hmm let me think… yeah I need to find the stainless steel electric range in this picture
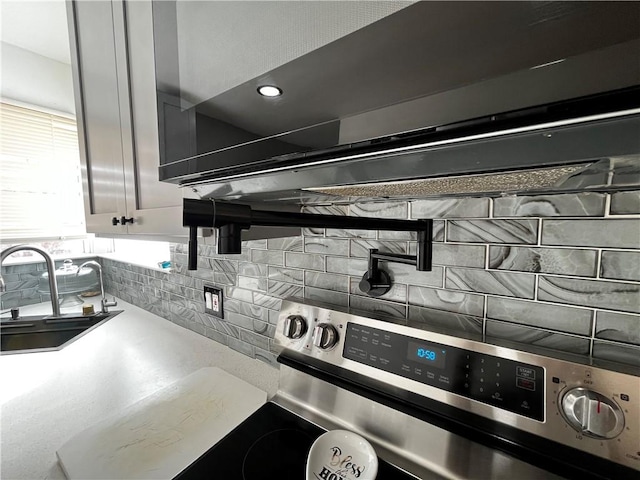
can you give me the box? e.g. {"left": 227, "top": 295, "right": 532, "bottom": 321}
{"left": 177, "top": 299, "right": 639, "bottom": 479}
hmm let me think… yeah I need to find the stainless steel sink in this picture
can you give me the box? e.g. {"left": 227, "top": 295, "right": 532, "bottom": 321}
{"left": 0, "top": 311, "right": 121, "bottom": 353}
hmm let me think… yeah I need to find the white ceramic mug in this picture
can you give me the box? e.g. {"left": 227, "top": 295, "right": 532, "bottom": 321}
{"left": 306, "top": 429, "right": 378, "bottom": 480}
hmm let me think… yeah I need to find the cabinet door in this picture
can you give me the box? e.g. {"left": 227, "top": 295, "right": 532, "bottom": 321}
{"left": 119, "top": 0, "right": 185, "bottom": 236}
{"left": 68, "top": 0, "right": 128, "bottom": 235}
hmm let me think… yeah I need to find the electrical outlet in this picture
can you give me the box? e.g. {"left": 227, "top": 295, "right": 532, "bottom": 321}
{"left": 204, "top": 285, "right": 224, "bottom": 318}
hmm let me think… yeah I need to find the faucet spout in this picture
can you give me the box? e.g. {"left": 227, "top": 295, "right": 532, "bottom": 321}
{"left": 183, "top": 198, "right": 434, "bottom": 272}
{"left": 0, "top": 245, "right": 61, "bottom": 317}
{"left": 76, "top": 260, "right": 116, "bottom": 313}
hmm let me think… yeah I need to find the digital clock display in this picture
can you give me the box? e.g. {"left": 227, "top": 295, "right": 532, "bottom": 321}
{"left": 407, "top": 341, "right": 446, "bottom": 369}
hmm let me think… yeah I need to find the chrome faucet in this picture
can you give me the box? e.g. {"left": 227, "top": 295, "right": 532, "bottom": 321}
{"left": 0, "top": 245, "right": 61, "bottom": 317}
{"left": 76, "top": 260, "right": 117, "bottom": 313}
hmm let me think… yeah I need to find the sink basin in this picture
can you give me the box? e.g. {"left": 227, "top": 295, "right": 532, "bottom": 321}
{"left": 0, "top": 311, "right": 121, "bottom": 353}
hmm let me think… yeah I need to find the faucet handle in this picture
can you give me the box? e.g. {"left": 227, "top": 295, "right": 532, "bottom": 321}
{"left": 103, "top": 297, "right": 117, "bottom": 307}
{"left": 101, "top": 297, "right": 117, "bottom": 313}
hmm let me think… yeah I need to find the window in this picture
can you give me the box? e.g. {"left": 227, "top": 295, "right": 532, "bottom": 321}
{"left": 0, "top": 102, "right": 169, "bottom": 270}
{"left": 0, "top": 102, "right": 86, "bottom": 241}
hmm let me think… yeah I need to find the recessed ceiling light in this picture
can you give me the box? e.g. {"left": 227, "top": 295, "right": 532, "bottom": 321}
{"left": 257, "top": 85, "right": 282, "bottom": 97}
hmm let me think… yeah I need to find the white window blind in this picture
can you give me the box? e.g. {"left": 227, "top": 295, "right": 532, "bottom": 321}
{"left": 0, "top": 102, "right": 86, "bottom": 241}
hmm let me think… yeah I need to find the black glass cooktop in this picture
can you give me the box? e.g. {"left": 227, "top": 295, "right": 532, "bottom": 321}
{"left": 175, "top": 402, "right": 417, "bottom": 480}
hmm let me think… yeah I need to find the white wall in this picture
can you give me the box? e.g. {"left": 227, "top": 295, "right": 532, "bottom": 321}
{"left": 1, "top": 42, "right": 75, "bottom": 115}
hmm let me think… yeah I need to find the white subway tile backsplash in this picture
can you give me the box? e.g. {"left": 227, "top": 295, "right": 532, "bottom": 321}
{"left": 238, "top": 262, "right": 268, "bottom": 277}
{"left": 266, "top": 280, "right": 303, "bottom": 299}
{"left": 239, "top": 329, "right": 271, "bottom": 351}
{"left": 203, "top": 326, "right": 229, "bottom": 346}
{"left": 610, "top": 191, "right": 640, "bottom": 215}
{"left": 446, "top": 267, "right": 535, "bottom": 299}
{"left": 227, "top": 336, "right": 255, "bottom": 358}
{"left": 225, "top": 286, "right": 254, "bottom": 303}
{"left": 304, "top": 237, "right": 350, "bottom": 256}
{"left": 489, "top": 246, "right": 598, "bottom": 277}
{"left": 255, "top": 347, "right": 279, "bottom": 368}
{"left": 600, "top": 251, "right": 640, "bottom": 282}
{"left": 486, "top": 297, "right": 593, "bottom": 335}
{"left": 447, "top": 219, "right": 538, "bottom": 244}
{"left": 266, "top": 237, "right": 303, "bottom": 251}
{"left": 213, "top": 272, "right": 236, "bottom": 286}
{"left": 237, "top": 275, "right": 267, "bottom": 292}
{"left": 350, "top": 201, "right": 408, "bottom": 219}
{"left": 408, "top": 305, "right": 483, "bottom": 335}
{"left": 595, "top": 311, "right": 640, "bottom": 345}
{"left": 252, "top": 292, "right": 282, "bottom": 310}
{"left": 224, "top": 299, "right": 270, "bottom": 322}
{"left": 285, "top": 252, "right": 324, "bottom": 271}
{"left": 432, "top": 243, "right": 486, "bottom": 268}
{"left": 96, "top": 191, "right": 640, "bottom": 370}
{"left": 304, "top": 287, "right": 349, "bottom": 307}
{"left": 306, "top": 271, "right": 349, "bottom": 293}
{"left": 268, "top": 267, "right": 304, "bottom": 285}
{"left": 493, "top": 193, "right": 605, "bottom": 217}
{"left": 592, "top": 341, "right": 640, "bottom": 367}
{"left": 538, "top": 276, "right": 640, "bottom": 314}
{"left": 485, "top": 320, "right": 591, "bottom": 355}
{"left": 408, "top": 286, "right": 484, "bottom": 316}
{"left": 388, "top": 264, "right": 444, "bottom": 288}
{"left": 251, "top": 249, "right": 284, "bottom": 266}
{"left": 244, "top": 239, "right": 267, "bottom": 249}
{"left": 411, "top": 198, "right": 490, "bottom": 218}
{"left": 349, "top": 295, "right": 406, "bottom": 319}
{"left": 542, "top": 219, "right": 640, "bottom": 248}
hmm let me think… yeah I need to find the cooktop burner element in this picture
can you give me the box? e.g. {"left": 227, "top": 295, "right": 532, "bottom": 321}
{"left": 242, "top": 429, "right": 313, "bottom": 479}
{"left": 176, "top": 403, "right": 417, "bottom": 480}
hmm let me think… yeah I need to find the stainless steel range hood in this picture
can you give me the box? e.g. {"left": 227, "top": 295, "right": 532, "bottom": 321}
{"left": 155, "top": 2, "right": 640, "bottom": 204}
{"left": 186, "top": 106, "right": 640, "bottom": 204}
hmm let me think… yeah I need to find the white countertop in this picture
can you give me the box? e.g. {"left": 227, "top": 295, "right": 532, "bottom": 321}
{"left": 0, "top": 299, "right": 279, "bottom": 480}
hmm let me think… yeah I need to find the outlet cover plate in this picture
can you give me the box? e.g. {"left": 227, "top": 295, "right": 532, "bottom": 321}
{"left": 204, "top": 285, "right": 224, "bottom": 318}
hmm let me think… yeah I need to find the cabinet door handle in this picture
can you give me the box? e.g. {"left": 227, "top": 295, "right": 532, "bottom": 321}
{"left": 112, "top": 216, "right": 134, "bottom": 226}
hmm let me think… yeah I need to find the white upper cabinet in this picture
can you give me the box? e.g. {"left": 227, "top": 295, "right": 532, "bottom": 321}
{"left": 67, "top": 0, "right": 185, "bottom": 238}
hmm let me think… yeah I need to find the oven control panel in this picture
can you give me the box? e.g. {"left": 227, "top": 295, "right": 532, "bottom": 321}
{"left": 343, "top": 323, "right": 544, "bottom": 420}
{"left": 274, "top": 299, "right": 640, "bottom": 471}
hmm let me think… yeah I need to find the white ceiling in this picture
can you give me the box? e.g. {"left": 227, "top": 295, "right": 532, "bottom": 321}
{"left": 1, "top": 0, "right": 71, "bottom": 64}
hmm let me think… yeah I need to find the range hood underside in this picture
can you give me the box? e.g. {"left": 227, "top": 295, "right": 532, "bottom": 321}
{"left": 186, "top": 113, "right": 640, "bottom": 205}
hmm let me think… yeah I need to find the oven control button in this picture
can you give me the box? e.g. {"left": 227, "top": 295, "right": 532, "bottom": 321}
{"left": 283, "top": 315, "right": 307, "bottom": 339}
{"left": 561, "top": 387, "right": 625, "bottom": 439}
{"left": 313, "top": 323, "right": 339, "bottom": 350}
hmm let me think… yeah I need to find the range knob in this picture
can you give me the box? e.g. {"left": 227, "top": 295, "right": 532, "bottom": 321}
{"left": 312, "top": 323, "right": 339, "bottom": 350}
{"left": 561, "top": 387, "right": 625, "bottom": 439}
{"left": 282, "top": 315, "right": 307, "bottom": 339}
